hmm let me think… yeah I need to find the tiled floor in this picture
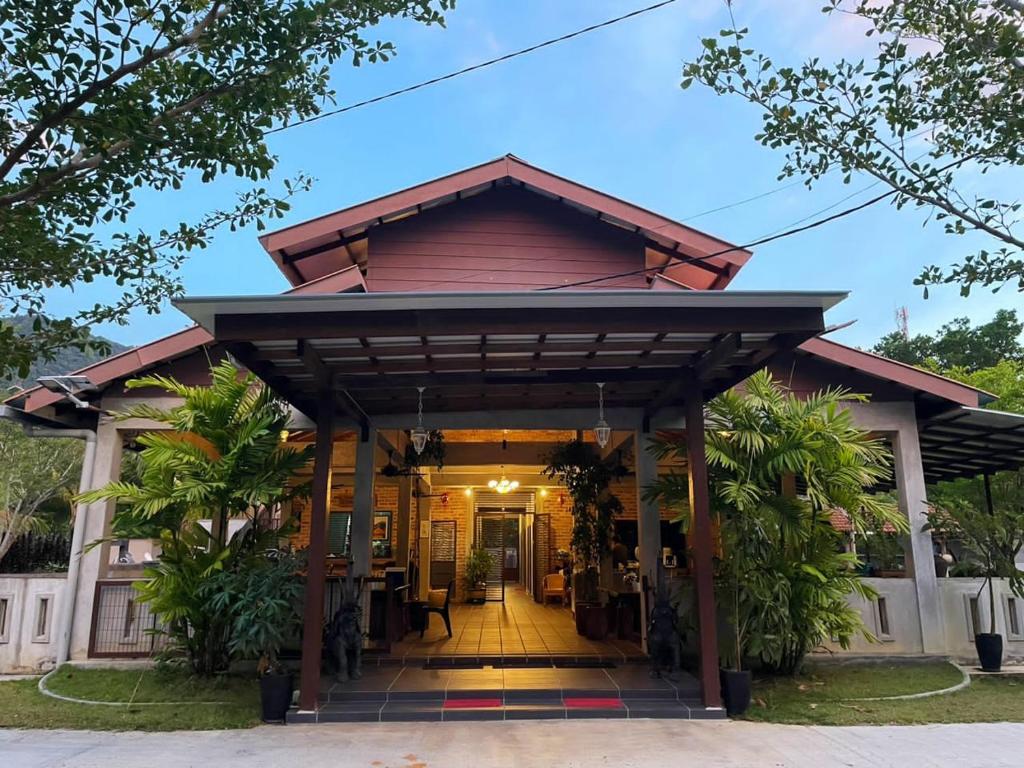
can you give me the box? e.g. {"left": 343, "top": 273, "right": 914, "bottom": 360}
{"left": 387, "top": 585, "right": 642, "bottom": 661}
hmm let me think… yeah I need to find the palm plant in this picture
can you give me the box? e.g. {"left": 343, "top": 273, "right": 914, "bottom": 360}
{"left": 80, "top": 360, "right": 314, "bottom": 674}
{"left": 649, "top": 370, "right": 905, "bottom": 674}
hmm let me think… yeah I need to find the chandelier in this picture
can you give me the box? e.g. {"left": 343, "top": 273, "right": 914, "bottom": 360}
{"left": 488, "top": 466, "right": 519, "bottom": 494}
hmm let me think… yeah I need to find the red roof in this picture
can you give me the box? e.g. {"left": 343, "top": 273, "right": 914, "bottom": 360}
{"left": 5, "top": 265, "right": 367, "bottom": 415}
{"left": 259, "top": 154, "right": 753, "bottom": 291}
{"left": 798, "top": 336, "right": 992, "bottom": 407}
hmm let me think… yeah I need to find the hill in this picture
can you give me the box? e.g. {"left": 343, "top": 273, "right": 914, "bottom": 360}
{"left": 2, "top": 317, "right": 130, "bottom": 391}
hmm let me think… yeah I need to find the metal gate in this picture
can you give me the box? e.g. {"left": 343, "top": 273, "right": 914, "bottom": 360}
{"left": 429, "top": 520, "right": 457, "bottom": 589}
{"left": 475, "top": 514, "right": 507, "bottom": 601}
{"left": 532, "top": 514, "right": 553, "bottom": 603}
{"left": 88, "top": 580, "right": 167, "bottom": 658}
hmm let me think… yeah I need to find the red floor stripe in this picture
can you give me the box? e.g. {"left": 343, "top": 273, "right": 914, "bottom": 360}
{"left": 443, "top": 698, "right": 503, "bottom": 709}
{"left": 563, "top": 697, "right": 624, "bottom": 709}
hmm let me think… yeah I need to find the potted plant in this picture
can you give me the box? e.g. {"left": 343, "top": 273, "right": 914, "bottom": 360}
{"left": 465, "top": 547, "right": 494, "bottom": 604}
{"left": 927, "top": 477, "right": 1024, "bottom": 673}
{"left": 208, "top": 550, "right": 305, "bottom": 723}
{"left": 544, "top": 439, "right": 624, "bottom": 639}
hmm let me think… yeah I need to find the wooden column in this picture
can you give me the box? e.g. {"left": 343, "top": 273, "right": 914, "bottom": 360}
{"left": 298, "top": 392, "right": 334, "bottom": 712}
{"left": 351, "top": 428, "right": 377, "bottom": 577}
{"left": 684, "top": 383, "right": 722, "bottom": 709}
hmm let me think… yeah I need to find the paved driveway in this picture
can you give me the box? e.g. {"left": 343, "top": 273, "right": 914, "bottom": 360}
{"left": 2, "top": 720, "right": 1021, "bottom": 768}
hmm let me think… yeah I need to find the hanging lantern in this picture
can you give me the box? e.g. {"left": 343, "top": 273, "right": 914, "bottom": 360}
{"left": 411, "top": 386, "right": 428, "bottom": 454}
{"left": 594, "top": 382, "right": 611, "bottom": 449}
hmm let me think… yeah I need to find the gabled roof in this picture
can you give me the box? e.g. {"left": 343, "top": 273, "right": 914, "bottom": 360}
{"left": 259, "top": 154, "right": 753, "bottom": 291}
{"left": 797, "top": 336, "right": 993, "bottom": 408}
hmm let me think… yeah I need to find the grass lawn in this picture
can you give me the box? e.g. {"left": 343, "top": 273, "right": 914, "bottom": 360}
{"left": 0, "top": 665, "right": 261, "bottom": 731}
{"left": 744, "top": 661, "right": 1024, "bottom": 725}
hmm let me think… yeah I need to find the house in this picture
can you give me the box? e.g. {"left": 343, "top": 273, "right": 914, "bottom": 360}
{"left": 3, "top": 156, "right": 1023, "bottom": 714}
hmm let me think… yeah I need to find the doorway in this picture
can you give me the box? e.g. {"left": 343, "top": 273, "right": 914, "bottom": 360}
{"left": 473, "top": 492, "right": 533, "bottom": 602}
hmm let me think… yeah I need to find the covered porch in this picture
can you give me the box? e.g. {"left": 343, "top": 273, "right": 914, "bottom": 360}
{"left": 174, "top": 289, "right": 843, "bottom": 712}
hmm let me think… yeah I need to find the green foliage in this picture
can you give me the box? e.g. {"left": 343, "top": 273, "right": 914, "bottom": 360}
{"left": 464, "top": 546, "right": 494, "bottom": 588}
{"left": 0, "top": 418, "right": 80, "bottom": 566}
{"left": 544, "top": 439, "right": 624, "bottom": 576}
{"left": 872, "top": 309, "right": 1024, "bottom": 372}
{"left": 205, "top": 551, "right": 305, "bottom": 674}
{"left": 80, "top": 360, "right": 314, "bottom": 541}
{"left": 81, "top": 360, "right": 314, "bottom": 674}
{"left": 682, "top": 1, "right": 1024, "bottom": 296}
{"left": 649, "top": 370, "right": 904, "bottom": 674}
{"left": 946, "top": 360, "right": 1024, "bottom": 415}
{"left": 927, "top": 471, "right": 1024, "bottom": 633}
{"left": 0, "top": 316, "right": 128, "bottom": 390}
{"left": 0, "top": 0, "right": 453, "bottom": 380}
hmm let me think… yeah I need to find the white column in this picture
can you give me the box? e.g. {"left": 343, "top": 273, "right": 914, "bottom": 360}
{"left": 634, "top": 430, "right": 661, "bottom": 646}
{"left": 396, "top": 476, "right": 412, "bottom": 568}
{"left": 847, "top": 401, "right": 944, "bottom": 654}
{"left": 68, "top": 416, "right": 123, "bottom": 659}
{"left": 350, "top": 428, "right": 376, "bottom": 578}
{"left": 417, "top": 477, "right": 432, "bottom": 600}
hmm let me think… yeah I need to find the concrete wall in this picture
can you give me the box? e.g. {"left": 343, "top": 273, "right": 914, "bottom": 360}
{"left": 0, "top": 574, "right": 67, "bottom": 673}
{"left": 816, "top": 576, "right": 1024, "bottom": 663}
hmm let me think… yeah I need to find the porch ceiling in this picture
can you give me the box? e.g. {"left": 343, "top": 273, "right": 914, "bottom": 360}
{"left": 918, "top": 406, "right": 1024, "bottom": 484}
{"left": 173, "top": 290, "right": 844, "bottom": 424}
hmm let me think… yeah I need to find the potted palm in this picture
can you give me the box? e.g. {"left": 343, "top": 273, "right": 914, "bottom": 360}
{"left": 465, "top": 547, "right": 494, "bottom": 604}
{"left": 208, "top": 550, "right": 305, "bottom": 722}
{"left": 927, "top": 478, "right": 1024, "bottom": 672}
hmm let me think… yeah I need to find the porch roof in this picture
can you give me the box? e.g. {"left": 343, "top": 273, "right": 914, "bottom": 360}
{"left": 174, "top": 289, "right": 844, "bottom": 424}
{"left": 918, "top": 406, "right": 1024, "bottom": 484}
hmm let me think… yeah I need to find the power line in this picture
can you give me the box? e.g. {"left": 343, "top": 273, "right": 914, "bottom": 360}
{"left": 263, "top": 0, "right": 680, "bottom": 136}
{"left": 539, "top": 189, "right": 897, "bottom": 290}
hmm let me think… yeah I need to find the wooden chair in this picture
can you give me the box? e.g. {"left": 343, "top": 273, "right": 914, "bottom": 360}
{"left": 422, "top": 580, "right": 455, "bottom": 638}
{"left": 542, "top": 572, "right": 566, "bottom": 605}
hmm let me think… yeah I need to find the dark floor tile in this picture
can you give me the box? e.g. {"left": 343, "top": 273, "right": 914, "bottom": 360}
{"left": 316, "top": 705, "right": 382, "bottom": 723}
{"left": 380, "top": 703, "right": 444, "bottom": 722}
{"left": 442, "top": 707, "right": 505, "bottom": 721}
{"left": 503, "top": 704, "right": 566, "bottom": 720}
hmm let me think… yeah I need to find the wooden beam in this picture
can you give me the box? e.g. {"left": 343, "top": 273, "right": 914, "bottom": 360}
{"left": 281, "top": 230, "right": 369, "bottom": 265}
{"left": 254, "top": 338, "right": 712, "bottom": 362}
{"left": 327, "top": 352, "right": 696, "bottom": 377}
{"left": 299, "top": 339, "right": 371, "bottom": 439}
{"left": 684, "top": 382, "right": 722, "bottom": 709}
{"left": 227, "top": 342, "right": 317, "bottom": 420}
{"left": 298, "top": 389, "right": 334, "bottom": 712}
{"left": 325, "top": 367, "right": 692, "bottom": 391}
{"left": 215, "top": 306, "right": 826, "bottom": 342}
{"left": 645, "top": 238, "right": 728, "bottom": 277}
{"left": 642, "top": 333, "right": 741, "bottom": 425}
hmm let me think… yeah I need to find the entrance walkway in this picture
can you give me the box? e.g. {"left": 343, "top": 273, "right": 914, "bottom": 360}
{"left": 387, "top": 585, "right": 642, "bottom": 662}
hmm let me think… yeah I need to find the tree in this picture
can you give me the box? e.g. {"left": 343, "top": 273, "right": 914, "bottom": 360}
{"left": 872, "top": 309, "right": 1024, "bottom": 371}
{"left": 649, "top": 371, "right": 905, "bottom": 674}
{"left": 544, "top": 439, "right": 624, "bottom": 603}
{"left": 927, "top": 472, "right": 1024, "bottom": 633}
{"left": 947, "top": 360, "right": 1024, "bottom": 414}
{"left": 0, "top": 0, "right": 453, "bottom": 381}
{"left": 682, "top": 1, "right": 1024, "bottom": 296}
{"left": 79, "top": 360, "right": 314, "bottom": 674}
{"left": 0, "top": 419, "right": 81, "bottom": 566}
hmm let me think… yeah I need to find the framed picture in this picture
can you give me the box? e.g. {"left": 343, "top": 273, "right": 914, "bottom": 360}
{"left": 372, "top": 511, "right": 391, "bottom": 542}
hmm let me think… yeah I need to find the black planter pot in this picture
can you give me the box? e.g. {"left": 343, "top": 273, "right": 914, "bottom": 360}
{"left": 260, "top": 672, "right": 294, "bottom": 723}
{"left": 719, "top": 668, "right": 752, "bottom": 717}
{"left": 975, "top": 632, "right": 1003, "bottom": 672}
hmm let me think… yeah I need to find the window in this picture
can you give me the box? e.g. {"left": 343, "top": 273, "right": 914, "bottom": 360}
{"left": 327, "top": 512, "right": 352, "bottom": 557}
{"left": 876, "top": 597, "right": 892, "bottom": 640}
{"left": 33, "top": 595, "right": 52, "bottom": 643}
{"left": 121, "top": 598, "right": 137, "bottom": 643}
{"left": 1006, "top": 596, "right": 1023, "bottom": 640}
{"left": 966, "top": 594, "right": 982, "bottom": 641}
{"left": 0, "top": 595, "right": 11, "bottom": 643}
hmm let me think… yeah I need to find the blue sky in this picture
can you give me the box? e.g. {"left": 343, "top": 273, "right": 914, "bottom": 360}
{"left": 50, "top": 0, "right": 1022, "bottom": 350}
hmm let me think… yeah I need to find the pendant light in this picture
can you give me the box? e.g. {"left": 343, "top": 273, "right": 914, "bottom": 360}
{"left": 411, "top": 386, "right": 428, "bottom": 455}
{"left": 488, "top": 465, "right": 519, "bottom": 494}
{"left": 594, "top": 382, "right": 611, "bottom": 449}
